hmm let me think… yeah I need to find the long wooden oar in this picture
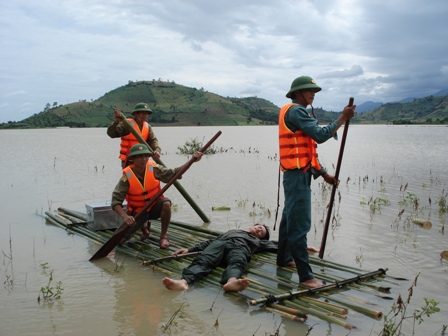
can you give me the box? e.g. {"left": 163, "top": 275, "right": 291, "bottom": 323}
{"left": 89, "top": 131, "right": 222, "bottom": 261}
{"left": 319, "top": 97, "right": 354, "bottom": 259}
{"left": 249, "top": 267, "right": 386, "bottom": 306}
{"left": 118, "top": 112, "right": 211, "bottom": 223}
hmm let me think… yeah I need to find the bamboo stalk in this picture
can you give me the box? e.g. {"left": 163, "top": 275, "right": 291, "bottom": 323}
{"left": 57, "top": 212, "right": 87, "bottom": 224}
{"left": 54, "top": 213, "right": 74, "bottom": 225}
{"left": 299, "top": 296, "right": 348, "bottom": 315}
{"left": 323, "top": 294, "right": 383, "bottom": 320}
{"left": 283, "top": 299, "right": 354, "bottom": 329}
{"left": 264, "top": 307, "right": 306, "bottom": 322}
{"left": 58, "top": 207, "right": 88, "bottom": 221}
{"left": 266, "top": 257, "right": 393, "bottom": 302}
{"left": 47, "top": 207, "right": 399, "bottom": 328}
{"left": 268, "top": 303, "right": 307, "bottom": 319}
{"left": 45, "top": 211, "right": 70, "bottom": 225}
{"left": 244, "top": 274, "right": 350, "bottom": 319}
{"left": 249, "top": 268, "right": 387, "bottom": 306}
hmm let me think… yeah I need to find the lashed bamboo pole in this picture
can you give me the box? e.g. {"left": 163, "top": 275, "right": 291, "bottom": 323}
{"left": 238, "top": 288, "right": 352, "bottom": 329}
{"left": 249, "top": 268, "right": 387, "bottom": 305}
{"left": 299, "top": 296, "right": 348, "bottom": 315}
{"left": 264, "top": 306, "right": 306, "bottom": 322}
{"left": 57, "top": 212, "right": 87, "bottom": 224}
{"left": 46, "top": 207, "right": 397, "bottom": 328}
{"left": 322, "top": 293, "right": 383, "bottom": 319}
{"left": 268, "top": 303, "right": 307, "bottom": 319}
{"left": 310, "top": 256, "right": 403, "bottom": 284}
{"left": 58, "top": 207, "right": 88, "bottom": 221}
{"left": 254, "top": 253, "right": 393, "bottom": 300}
{"left": 118, "top": 112, "right": 211, "bottom": 223}
{"left": 245, "top": 275, "right": 349, "bottom": 318}
{"left": 284, "top": 298, "right": 354, "bottom": 329}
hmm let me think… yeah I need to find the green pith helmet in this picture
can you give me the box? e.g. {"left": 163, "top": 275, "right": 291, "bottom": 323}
{"left": 286, "top": 76, "right": 322, "bottom": 98}
{"left": 128, "top": 144, "right": 151, "bottom": 157}
{"left": 132, "top": 102, "right": 153, "bottom": 115}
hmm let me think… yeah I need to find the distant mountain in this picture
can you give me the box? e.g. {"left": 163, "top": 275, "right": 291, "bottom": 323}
{"left": 434, "top": 88, "right": 448, "bottom": 96}
{"left": 355, "top": 88, "right": 448, "bottom": 112}
{"left": 356, "top": 101, "right": 383, "bottom": 113}
{"left": 355, "top": 94, "right": 448, "bottom": 124}
{"left": 399, "top": 97, "right": 417, "bottom": 103}
{"left": 395, "top": 88, "right": 448, "bottom": 103}
{"left": 1, "top": 81, "right": 447, "bottom": 128}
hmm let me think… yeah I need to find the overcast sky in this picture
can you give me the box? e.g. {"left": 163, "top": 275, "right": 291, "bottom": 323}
{"left": 1, "top": 0, "right": 447, "bottom": 123}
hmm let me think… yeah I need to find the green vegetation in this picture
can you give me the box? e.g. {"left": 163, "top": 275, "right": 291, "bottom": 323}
{"left": 398, "top": 192, "right": 420, "bottom": 210}
{"left": 38, "top": 263, "right": 64, "bottom": 304}
{"left": 437, "top": 192, "right": 447, "bottom": 213}
{"left": 378, "top": 274, "right": 442, "bottom": 336}
{"left": 1, "top": 80, "right": 279, "bottom": 129}
{"left": 354, "top": 95, "right": 448, "bottom": 125}
{"left": 176, "top": 137, "right": 218, "bottom": 155}
{"left": 162, "top": 303, "right": 186, "bottom": 331}
{"left": 1, "top": 79, "right": 446, "bottom": 129}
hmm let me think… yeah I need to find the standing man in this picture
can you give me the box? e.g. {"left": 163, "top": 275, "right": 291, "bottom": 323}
{"left": 111, "top": 144, "right": 202, "bottom": 248}
{"left": 276, "top": 76, "right": 356, "bottom": 288}
{"left": 107, "top": 102, "right": 161, "bottom": 168}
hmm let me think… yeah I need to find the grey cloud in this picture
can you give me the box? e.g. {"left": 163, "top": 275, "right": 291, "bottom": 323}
{"left": 318, "top": 65, "right": 364, "bottom": 79}
{"left": 1, "top": 0, "right": 448, "bottom": 122}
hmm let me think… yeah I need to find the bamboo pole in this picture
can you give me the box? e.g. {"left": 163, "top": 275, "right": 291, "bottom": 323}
{"left": 57, "top": 212, "right": 87, "bottom": 224}
{"left": 264, "top": 306, "right": 306, "bottom": 322}
{"left": 268, "top": 303, "right": 307, "bottom": 319}
{"left": 322, "top": 293, "right": 383, "bottom": 320}
{"left": 89, "top": 131, "right": 221, "bottom": 261}
{"left": 250, "top": 255, "right": 393, "bottom": 305}
{"left": 47, "top": 207, "right": 398, "bottom": 327}
{"left": 319, "top": 97, "right": 354, "bottom": 259}
{"left": 249, "top": 268, "right": 387, "bottom": 306}
{"left": 58, "top": 207, "right": 88, "bottom": 221}
{"left": 118, "top": 112, "right": 211, "bottom": 223}
{"left": 243, "top": 274, "right": 351, "bottom": 320}
{"left": 283, "top": 299, "right": 354, "bottom": 329}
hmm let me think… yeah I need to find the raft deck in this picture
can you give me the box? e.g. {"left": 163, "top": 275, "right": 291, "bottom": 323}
{"left": 45, "top": 207, "right": 405, "bottom": 330}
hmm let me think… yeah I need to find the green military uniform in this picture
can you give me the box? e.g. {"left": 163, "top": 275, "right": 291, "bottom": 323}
{"left": 111, "top": 162, "right": 180, "bottom": 239}
{"left": 183, "top": 229, "right": 277, "bottom": 285}
{"left": 106, "top": 120, "right": 161, "bottom": 153}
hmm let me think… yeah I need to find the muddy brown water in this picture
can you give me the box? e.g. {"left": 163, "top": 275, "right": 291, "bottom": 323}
{"left": 1, "top": 125, "right": 447, "bottom": 335}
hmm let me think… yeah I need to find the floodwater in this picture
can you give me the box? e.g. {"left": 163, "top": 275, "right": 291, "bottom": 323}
{"left": 0, "top": 125, "right": 447, "bottom": 336}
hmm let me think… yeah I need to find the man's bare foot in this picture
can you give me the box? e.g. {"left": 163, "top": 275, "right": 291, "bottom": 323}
{"left": 162, "top": 277, "right": 189, "bottom": 291}
{"left": 301, "top": 278, "right": 324, "bottom": 288}
{"left": 222, "top": 277, "right": 250, "bottom": 292}
{"left": 307, "top": 246, "right": 320, "bottom": 253}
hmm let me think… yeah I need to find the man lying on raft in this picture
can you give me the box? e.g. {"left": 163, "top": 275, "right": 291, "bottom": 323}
{"left": 162, "top": 224, "right": 320, "bottom": 292}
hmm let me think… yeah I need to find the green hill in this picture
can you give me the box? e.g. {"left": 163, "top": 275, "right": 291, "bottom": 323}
{"left": 1, "top": 80, "right": 447, "bottom": 129}
{"left": 1, "top": 80, "right": 279, "bottom": 129}
{"left": 353, "top": 95, "right": 448, "bottom": 124}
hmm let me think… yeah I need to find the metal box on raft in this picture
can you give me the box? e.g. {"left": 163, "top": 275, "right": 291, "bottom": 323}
{"left": 85, "top": 202, "right": 125, "bottom": 231}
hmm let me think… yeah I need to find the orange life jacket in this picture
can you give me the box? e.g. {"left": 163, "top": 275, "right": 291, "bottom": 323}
{"left": 123, "top": 161, "right": 163, "bottom": 214}
{"left": 278, "top": 103, "right": 321, "bottom": 172}
{"left": 119, "top": 119, "right": 150, "bottom": 161}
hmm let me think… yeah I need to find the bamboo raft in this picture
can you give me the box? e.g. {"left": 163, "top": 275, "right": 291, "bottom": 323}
{"left": 44, "top": 207, "right": 406, "bottom": 330}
